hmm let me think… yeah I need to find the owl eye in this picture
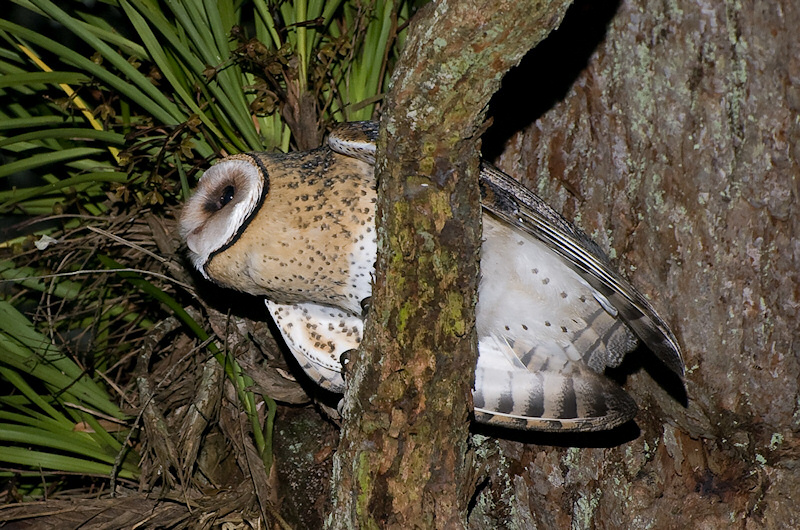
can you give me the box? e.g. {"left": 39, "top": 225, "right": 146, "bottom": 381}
{"left": 203, "top": 184, "right": 236, "bottom": 213}
{"left": 220, "top": 185, "right": 235, "bottom": 206}
{"left": 217, "top": 185, "right": 235, "bottom": 209}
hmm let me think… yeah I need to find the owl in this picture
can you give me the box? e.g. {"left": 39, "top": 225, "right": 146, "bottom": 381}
{"left": 180, "top": 121, "right": 684, "bottom": 432}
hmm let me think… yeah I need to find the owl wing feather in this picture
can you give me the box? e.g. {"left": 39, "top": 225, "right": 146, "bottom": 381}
{"left": 478, "top": 164, "right": 684, "bottom": 377}
{"left": 473, "top": 363, "right": 638, "bottom": 432}
{"left": 265, "top": 300, "right": 360, "bottom": 393}
{"left": 473, "top": 330, "right": 639, "bottom": 431}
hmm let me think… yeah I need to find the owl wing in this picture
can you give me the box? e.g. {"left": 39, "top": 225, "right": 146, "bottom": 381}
{"left": 478, "top": 164, "right": 684, "bottom": 377}
{"left": 327, "top": 121, "right": 684, "bottom": 378}
{"left": 265, "top": 300, "right": 361, "bottom": 393}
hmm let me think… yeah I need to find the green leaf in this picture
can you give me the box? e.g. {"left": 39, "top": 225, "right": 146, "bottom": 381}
{"left": 0, "top": 71, "right": 90, "bottom": 88}
{"left": 0, "top": 19, "right": 179, "bottom": 127}
{"left": 0, "top": 446, "right": 137, "bottom": 479}
{"left": 0, "top": 128, "right": 126, "bottom": 148}
{"left": 0, "top": 147, "right": 108, "bottom": 179}
{"left": 0, "top": 171, "right": 127, "bottom": 211}
{"left": 0, "top": 423, "right": 116, "bottom": 463}
{"left": 0, "top": 116, "right": 66, "bottom": 130}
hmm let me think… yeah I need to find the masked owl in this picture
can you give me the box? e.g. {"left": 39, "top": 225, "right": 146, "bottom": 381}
{"left": 180, "top": 121, "right": 684, "bottom": 432}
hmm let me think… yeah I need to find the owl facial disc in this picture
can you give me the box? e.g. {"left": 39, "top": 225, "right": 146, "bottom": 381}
{"left": 180, "top": 156, "right": 266, "bottom": 278}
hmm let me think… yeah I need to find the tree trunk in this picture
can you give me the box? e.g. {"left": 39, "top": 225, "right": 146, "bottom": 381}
{"left": 467, "top": 0, "right": 800, "bottom": 526}
{"left": 328, "top": 0, "right": 573, "bottom": 527}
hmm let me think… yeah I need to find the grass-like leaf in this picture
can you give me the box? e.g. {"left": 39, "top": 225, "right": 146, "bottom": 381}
{"left": 0, "top": 302, "right": 138, "bottom": 484}
{"left": 0, "top": 0, "right": 415, "bottom": 496}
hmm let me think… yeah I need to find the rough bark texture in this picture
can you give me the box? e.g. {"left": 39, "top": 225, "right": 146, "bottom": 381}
{"left": 466, "top": 0, "right": 800, "bottom": 526}
{"left": 328, "top": 1, "right": 573, "bottom": 528}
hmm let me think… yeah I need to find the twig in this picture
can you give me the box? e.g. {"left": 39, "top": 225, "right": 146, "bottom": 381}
{"left": 86, "top": 225, "right": 168, "bottom": 263}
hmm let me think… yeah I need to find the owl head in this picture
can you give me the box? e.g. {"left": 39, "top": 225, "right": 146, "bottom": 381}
{"left": 179, "top": 145, "right": 377, "bottom": 312}
{"left": 180, "top": 155, "right": 267, "bottom": 279}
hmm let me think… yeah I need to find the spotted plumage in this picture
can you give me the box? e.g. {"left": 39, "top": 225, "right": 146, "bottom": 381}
{"left": 180, "top": 121, "right": 684, "bottom": 432}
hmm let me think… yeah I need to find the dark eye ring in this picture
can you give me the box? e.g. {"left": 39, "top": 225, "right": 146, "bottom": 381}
{"left": 218, "top": 185, "right": 235, "bottom": 209}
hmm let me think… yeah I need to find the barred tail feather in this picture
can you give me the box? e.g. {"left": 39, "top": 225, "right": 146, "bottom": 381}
{"left": 473, "top": 364, "right": 638, "bottom": 432}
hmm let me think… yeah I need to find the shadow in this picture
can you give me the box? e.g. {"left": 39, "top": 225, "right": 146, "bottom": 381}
{"left": 482, "top": 0, "right": 623, "bottom": 161}
{"left": 606, "top": 343, "right": 689, "bottom": 409}
{"left": 190, "top": 270, "right": 271, "bottom": 322}
{"left": 0, "top": 215, "right": 62, "bottom": 243}
{"left": 188, "top": 267, "right": 343, "bottom": 408}
{"left": 638, "top": 349, "right": 689, "bottom": 408}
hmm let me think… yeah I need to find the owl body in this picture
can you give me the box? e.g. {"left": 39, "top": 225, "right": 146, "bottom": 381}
{"left": 181, "top": 121, "right": 684, "bottom": 432}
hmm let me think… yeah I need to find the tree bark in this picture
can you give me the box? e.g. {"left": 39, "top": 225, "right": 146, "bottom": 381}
{"left": 466, "top": 0, "right": 800, "bottom": 526}
{"left": 328, "top": 0, "right": 573, "bottom": 527}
